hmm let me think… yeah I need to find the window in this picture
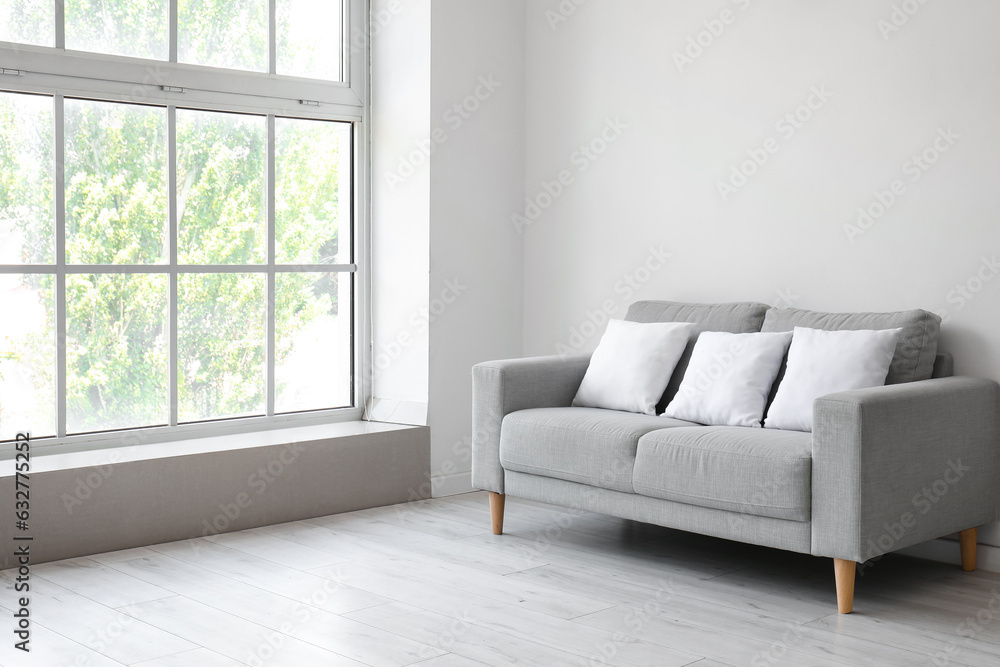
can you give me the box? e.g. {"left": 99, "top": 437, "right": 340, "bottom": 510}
{"left": 0, "top": 0, "right": 366, "bottom": 445}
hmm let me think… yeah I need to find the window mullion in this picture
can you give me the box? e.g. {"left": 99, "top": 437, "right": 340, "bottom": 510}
{"left": 168, "top": 106, "right": 178, "bottom": 427}
{"left": 169, "top": 0, "right": 178, "bottom": 63}
{"left": 268, "top": 0, "right": 277, "bottom": 76}
{"left": 54, "top": 94, "right": 66, "bottom": 437}
{"left": 54, "top": 0, "right": 64, "bottom": 49}
{"left": 266, "top": 114, "right": 276, "bottom": 417}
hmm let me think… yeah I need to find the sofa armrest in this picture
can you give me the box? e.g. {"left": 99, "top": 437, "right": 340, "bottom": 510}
{"left": 812, "top": 377, "right": 1000, "bottom": 562}
{"left": 471, "top": 354, "right": 592, "bottom": 493}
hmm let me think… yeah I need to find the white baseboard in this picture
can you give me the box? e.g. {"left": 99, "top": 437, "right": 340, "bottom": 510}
{"left": 431, "top": 471, "right": 473, "bottom": 498}
{"left": 897, "top": 538, "right": 1000, "bottom": 573}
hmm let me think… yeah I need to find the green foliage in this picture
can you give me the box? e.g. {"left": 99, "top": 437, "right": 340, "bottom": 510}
{"left": 0, "top": 91, "right": 348, "bottom": 434}
{"left": 178, "top": 0, "right": 267, "bottom": 71}
{"left": 0, "top": 93, "right": 53, "bottom": 263}
{"left": 177, "top": 110, "right": 265, "bottom": 264}
{"left": 65, "top": 0, "right": 168, "bottom": 59}
{"left": 65, "top": 100, "right": 167, "bottom": 264}
{"left": 66, "top": 274, "right": 167, "bottom": 430}
{"left": 276, "top": 118, "right": 344, "bottom": 266}
{"left": 0, "top": 0, "right": 54, "bottom": 45}
{"left": 178, "top": 273, "right": 265, "bottom": 421}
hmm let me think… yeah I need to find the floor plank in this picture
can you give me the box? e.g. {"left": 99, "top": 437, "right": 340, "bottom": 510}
{"left": 131, "top": 647, "right": 247, "bottom": 667}
{"left": 107, "top": 553, "right": 445, "bottom": 666}
{"left": 0, "top": 570, "right": 195, "bottom": 664}
{"left": 33, "top": 556, "right": 176, "bottom": 608}
{"left": 313, "top": 559, "right": 700, "bottom": 666}
{"left": 119, "top": 596, "right": 369, "bottom": 666}
{"left": 146, "top": 536, "right": 390, "bottom": 614}
{"left": 3, "top": 492, "right": 1000, "bottom": 667}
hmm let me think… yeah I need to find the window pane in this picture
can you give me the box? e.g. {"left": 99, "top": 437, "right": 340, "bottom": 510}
{"left": 177, "top": 110, "right": 266, "bottom": 264}
{"left": 0, "top": 274, "right": 55, "bottom": 439}
{"left": 66, "top": 274, "right": 167, "bottom": 433}
{"left": 65, "top": 0, "right": 167, "bottom": 60}
{"left": 276, "top": 0, "right": 343, "bottom": 81}
{"left": 178, "top": 0, "right": 267, "bottom": 72}
{"left": 276, "top": 272, "right": 350, "bottom": 413}
{"left": 0, "top": 0, "right": 53, "bottom": 46}
{"left": 179, "top": 273, "right": 264, "bottom": 422}
{"left": 275, "top": 118, "right": 350, "bottom": 264}
{"left": 0, "top": 92, "right": 54, "bottom": 264}
{"left": 65, "top": 99, "right": 167, "bottom": 264}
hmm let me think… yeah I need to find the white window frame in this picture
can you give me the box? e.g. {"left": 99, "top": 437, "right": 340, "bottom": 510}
{"left": 0, "top": 0, "right": 371, "bottom": 454}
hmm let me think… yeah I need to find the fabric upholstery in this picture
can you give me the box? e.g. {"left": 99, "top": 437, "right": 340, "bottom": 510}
{"left": 499, "top": 407, "right": 695, "bottom": 493}
{"left": 472, "top": 354, "right": 592, "bottom": 494}
{"left": 472, "top": 302, "right": 999, "bottom": 573}
{"left": 812, "top": 377, "right": 1000, "bottom": 562}
{"left": 932, "top": 352, "right": 954, "bottom": 378}
{"left": 633, "top": 427, "right": 812, "bottom": 521}
{"left": 505, "top": 470, "right": 813, "bottom": 555}
{"left": 625, "top": 300, "right": 770, "bottom": 408}
{"left": 760, "top": 307, "right": 940, "bottom": 384}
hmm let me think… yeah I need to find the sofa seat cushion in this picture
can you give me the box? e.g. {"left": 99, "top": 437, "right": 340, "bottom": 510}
{"left": 633, "top": 427, "right": 812, "bottom": 521}
{"left": 499, "top": 408, "right": 696, "bottom": 493}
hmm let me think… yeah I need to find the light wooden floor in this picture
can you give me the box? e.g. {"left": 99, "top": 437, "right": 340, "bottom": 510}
{"left": 3, "top": 492, "right": 1000, "bottom": 666}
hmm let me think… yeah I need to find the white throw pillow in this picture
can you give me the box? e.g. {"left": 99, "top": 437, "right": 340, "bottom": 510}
{"left": 764, "top": 326, "right": 903, "bottom": 432}
{"left": 663, "top": 331, "right": 793, "bottom": 428}
{"left": 573, "top": 319, "right": 697, "bottom": 415}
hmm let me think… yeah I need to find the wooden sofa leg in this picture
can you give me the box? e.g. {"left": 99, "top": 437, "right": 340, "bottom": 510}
{"left": 489, "top": 492, "right": 505, "bottom": 535}
{"left": 960, "top": 527, "right": 978, "bottom": 572}
{"left": 834, "top": 558, "right": 855, "bottom": 614}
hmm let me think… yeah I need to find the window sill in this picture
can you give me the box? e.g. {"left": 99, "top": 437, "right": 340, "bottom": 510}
{"left": 0, "top": 419, "right": 416, "bottom": 474}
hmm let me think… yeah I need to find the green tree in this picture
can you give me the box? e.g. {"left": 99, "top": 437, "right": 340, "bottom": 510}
{"left": 0, "top": 94, "right": 348, "bottom": 434}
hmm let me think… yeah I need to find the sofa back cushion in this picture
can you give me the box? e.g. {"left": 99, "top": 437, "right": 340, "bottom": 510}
{"left": 760, "top": 307, "right": 941, "bottom": 384}
{"left": 625, "top": 300, "right": 770, "bottom": 409}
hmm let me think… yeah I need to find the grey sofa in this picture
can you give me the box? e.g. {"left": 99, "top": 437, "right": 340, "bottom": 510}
{"left": 471, "top": 301, "right": 1000, "bottom": 613}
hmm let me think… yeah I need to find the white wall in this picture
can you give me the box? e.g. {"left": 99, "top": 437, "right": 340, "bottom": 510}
{"left": 427, "top": 0, "right": 526, "bottom": 496}
{"left": 371, "top": 0, "right": 431, "bottom": 423}
{"left": 521, "top": 1, "right": 1000, "bottom": 546}
{"left": 371, "top": 0, "right": 525, "bottom": 495}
